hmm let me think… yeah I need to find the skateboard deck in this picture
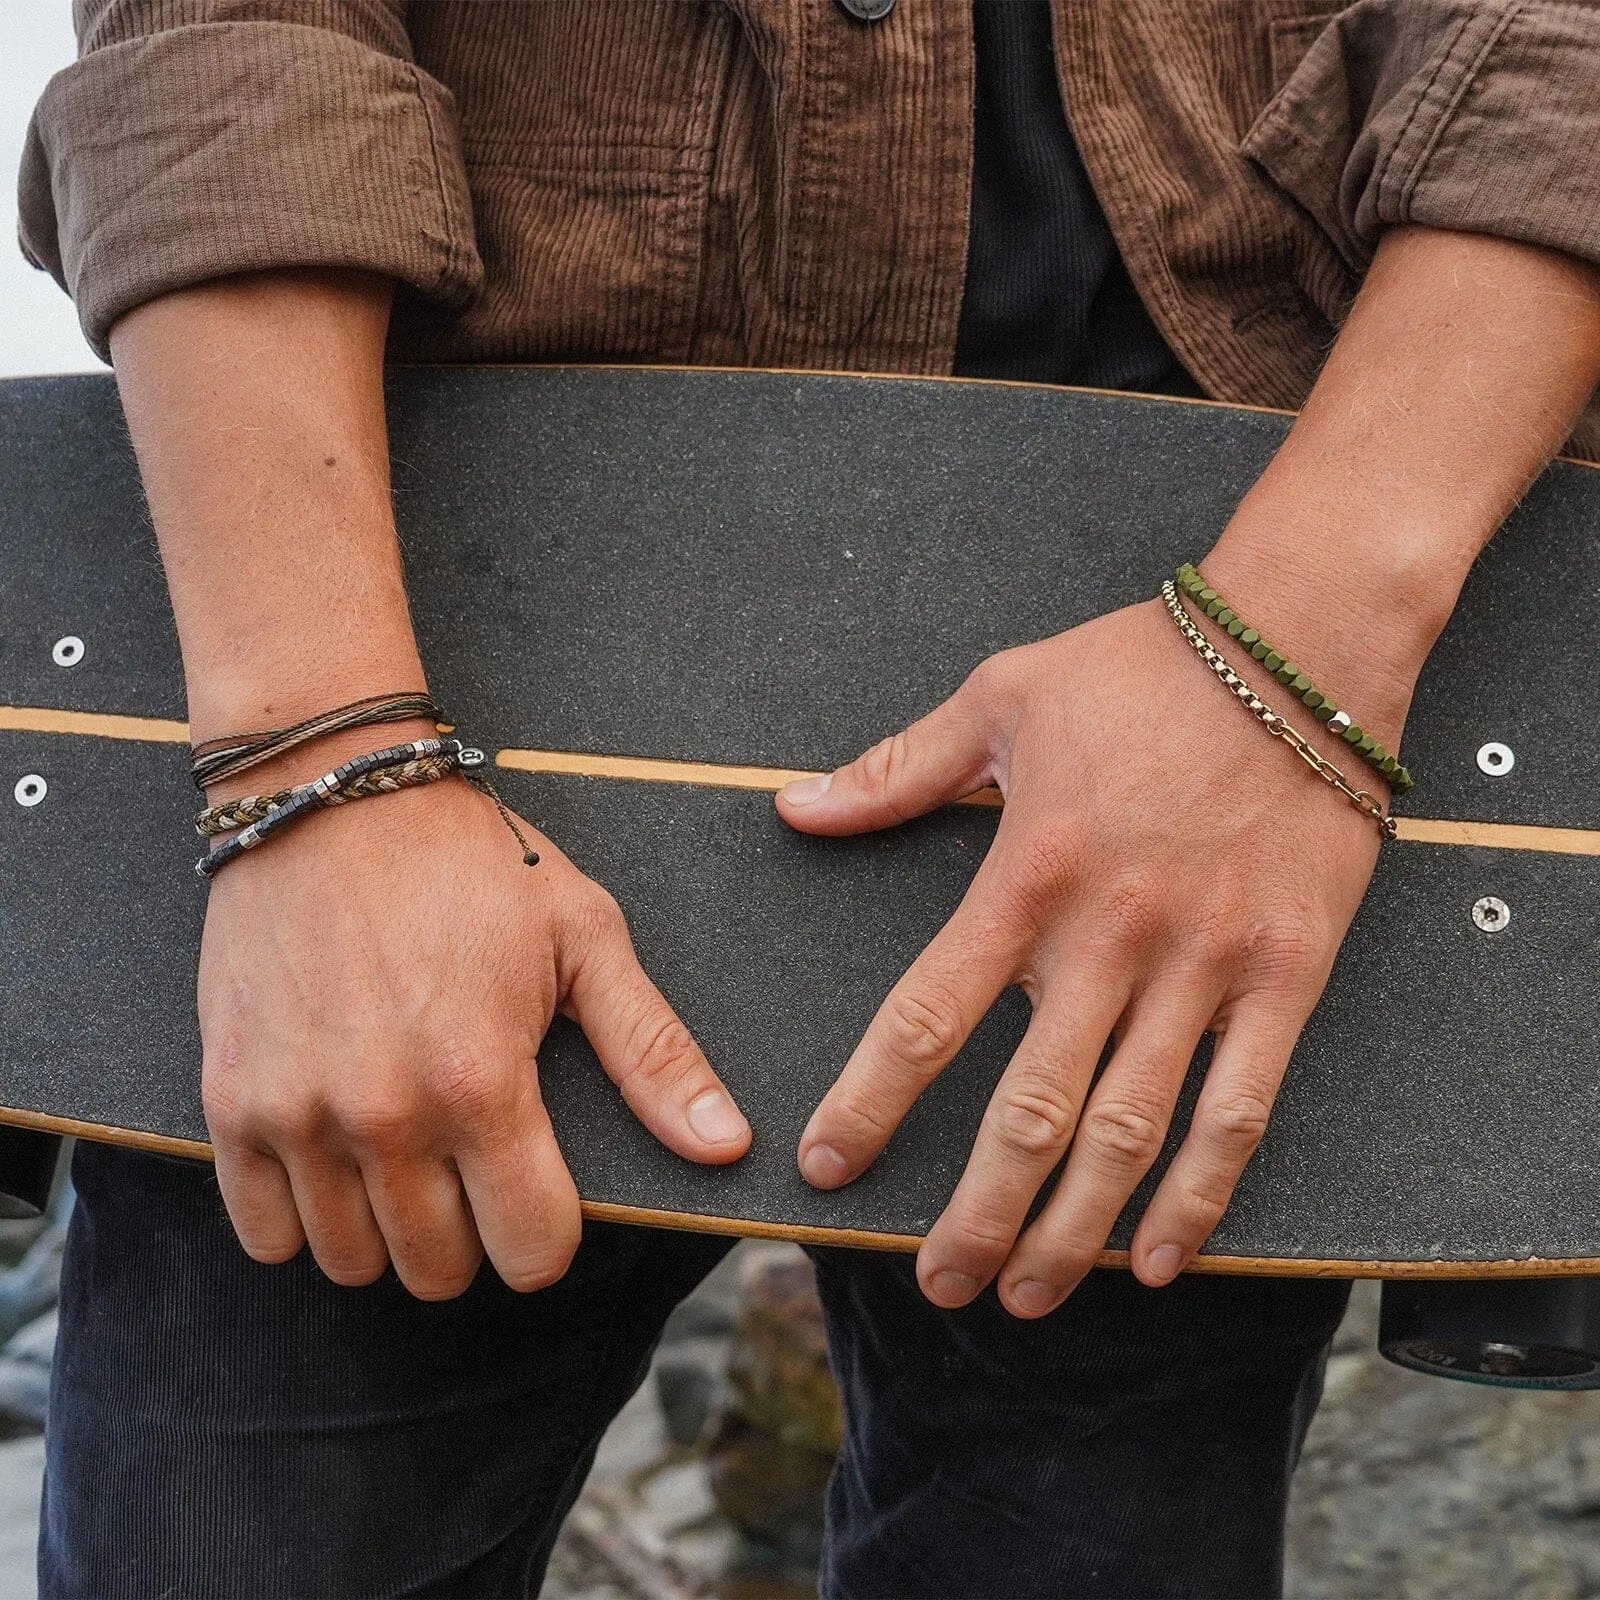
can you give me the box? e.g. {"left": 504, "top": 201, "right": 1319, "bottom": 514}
{"left": 2, "top": 366, "right": 1597, "bottom": 1276}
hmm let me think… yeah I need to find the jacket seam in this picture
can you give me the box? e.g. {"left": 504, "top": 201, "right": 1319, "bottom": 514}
{"left": 1373, "top": 1, "right": 1524, "bottom": 223}
{"left": 407, "top": 63, "right": 470, "bottom": 296}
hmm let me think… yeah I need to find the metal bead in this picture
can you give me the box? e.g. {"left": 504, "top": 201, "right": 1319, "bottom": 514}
{"left": 1327, "top": 710, "right": 1352, "bottom": 735}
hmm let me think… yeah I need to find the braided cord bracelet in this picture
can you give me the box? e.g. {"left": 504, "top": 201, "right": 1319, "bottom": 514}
{"left": 1174, "top": 563, "right": 1413, "bottom": 795}
{"left": 1161, "top": 581, "right": 1396, "bottom": 841}
{"left": 194, "top": 752, "right": 461, "bottom": 836}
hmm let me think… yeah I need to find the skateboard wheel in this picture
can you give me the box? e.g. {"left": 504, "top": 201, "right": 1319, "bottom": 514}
{"left": 1476, "top": 741, "right": 1515, "bottom": 776}
{"left": 11, "top": 775, "right": 46, "bottom": 808}
{"left": 1380, "top": 1280, "right": 1600, "bottom": 1389}
{"left": 50, "top": 634, "right": 84, "bottom": 668}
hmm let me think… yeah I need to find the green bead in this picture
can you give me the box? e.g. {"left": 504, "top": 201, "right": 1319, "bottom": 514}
{"left": 1341, "top": 724, "right": 1364, "bottom": 745}
{"left": 1263, "top": 651, "right": 1284, "bottom": 673}
{"left": 1313, "top": 703, "right": 1336, "bottom": 722}
{"left": 1302, "top": 688, "right": 1324, "bottom": 709}
{"left": 1198, "top": 588, "right": 1218, "bottom": 605}
{"left": 1251, "top": 642, "right": 1270, "bottom": 660}
{"left": 1205, "top": 600, "right": 1225, "bottom": 619}
{"left": 1288, "top": 673, "right": 1312, "bottom": 695}
{"left": 1274, "top": 666, "right": 1295, "bottom": 685}
{"left": 1183, "top": 574, "right": 1204, "bottom": 594}
{"left": 1240, "top": 628, "right": 1260, "bottom": 647}
{"left": 1357, "top": 734, "right": 1376, "bottom": 753}
{"left": 1215, "top": 607, "right": 1234, "bottom": 625}
{"left": 1378, "top": 755, "right": 1398, "bottom": 776}
{"left": 1227, "top": 619, "right": 1247, "bottom": 638}
{"left": 1393, "top": 769, "right": 1414, "bottom": 794}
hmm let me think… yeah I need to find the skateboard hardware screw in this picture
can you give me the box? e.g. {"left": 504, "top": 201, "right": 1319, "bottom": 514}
{"left": 12, "top": 775, "right": 47, "bottom": 808}
{"left": 1471, "top": 895, "right": 1511, "bottom": 933}
{"left": 1476, "top": 741, "right": 1515, "bottom": 776}
{"left": 51, "top": 635, "right": 84, "bottom": 668}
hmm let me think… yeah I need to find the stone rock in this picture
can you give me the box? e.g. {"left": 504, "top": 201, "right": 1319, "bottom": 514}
{"left": 703, "top": 1247, "right": 841, "bottom": 1575}
{"left": 1286, "top": 1281, "right": 1600, "bottom": 1599}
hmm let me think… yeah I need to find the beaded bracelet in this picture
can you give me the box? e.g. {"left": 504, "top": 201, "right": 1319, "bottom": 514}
{"left": 195, "top": 738, "right": 478, "bottom": 878}
{"left": 1173, "top": 564, "right": 1413, "bottom": 795}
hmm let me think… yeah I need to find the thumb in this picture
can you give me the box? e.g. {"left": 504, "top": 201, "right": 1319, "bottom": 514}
{"left": 562, "top": 901, "right": 752, "bottom": 1166}
{"left": 776, "top": 692, "right": 993, "bottom": 837}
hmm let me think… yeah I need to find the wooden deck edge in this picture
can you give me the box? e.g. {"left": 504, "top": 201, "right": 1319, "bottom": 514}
{"left": 5, "top": 1107, "right": 1597, "bottom": 1278}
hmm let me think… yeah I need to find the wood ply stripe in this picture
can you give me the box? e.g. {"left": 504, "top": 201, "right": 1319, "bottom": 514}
{"left": 4, "top": 704, "right": 1596, "bottom": 850}
{"left": 0, "top": 704, "right": 190, "bottom": 743}
{"left": 6, "top": 1103, "right": 1599, "bottom": 1278}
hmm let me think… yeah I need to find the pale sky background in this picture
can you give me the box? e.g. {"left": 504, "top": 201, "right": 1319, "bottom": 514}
{"left": 0, "top": 3, "right": 104, "bottom": 377}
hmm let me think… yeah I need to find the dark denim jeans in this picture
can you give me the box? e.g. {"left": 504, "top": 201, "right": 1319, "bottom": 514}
{"left": 43, "top": 1142, "right": 1349, "bottom": 1598}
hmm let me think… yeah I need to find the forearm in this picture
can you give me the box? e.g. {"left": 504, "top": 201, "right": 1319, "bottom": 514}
{"left": 109, "top": 269, "right": 423, "bottom": 747}
{"left": 1205, "top": 226, "right": 1600, "bottom": 745}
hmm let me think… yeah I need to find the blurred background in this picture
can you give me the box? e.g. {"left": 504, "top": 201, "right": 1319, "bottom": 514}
{"left": 6, "top": 5, "right": 1600, "bottom": 1596}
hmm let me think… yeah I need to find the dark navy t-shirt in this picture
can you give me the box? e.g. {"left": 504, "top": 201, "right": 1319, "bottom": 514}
{"left": 955, "top": 0, "right": 1198, "bottom": 396}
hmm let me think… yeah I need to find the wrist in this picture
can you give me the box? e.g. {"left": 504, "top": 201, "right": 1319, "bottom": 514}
{"left": 1199, "top": 513, "right": 1468, "bottom": 750}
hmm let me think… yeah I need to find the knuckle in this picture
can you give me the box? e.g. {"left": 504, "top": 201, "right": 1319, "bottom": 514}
{"left": 825, "top": 1086, "right": 901, "bottom": 1147}
{"left": 1097, "top": 874, "right": 1166, "bottom": 953}
{"left": 1202, "top": 1090, "right": 1273, "bottom": 1155}
{"left": 427, "top": 1037, "right": 508, "bottom": 1126}
{"left": 337, "top": 1095, "right": 414, "bottom": 1155}
{"left": 961, "top": 649, "right": 1017, "bottom": 706}
{"left": 1077, "top": 1098, "right": 1166, "bottom": 1169}
{"left": 502, "top": 1221, "right": 582, "bottom": 1294}
{"left": 573, "top": 882, "right": 630, "bottom": 946}
{"left": 1000, "top": 827, "right": 1080, "bottom": 914}
{"left": 618, "top": 1008, "right": 701, "bottom": 1091}
{"left": 882, "top": 985, "right": 966, "bottom": 1070}
{"left": 988, "top": 1079, "right": 1077, "bottom": 1160}
{"left": 855, "top": 732, "right": 915, "bottom": 818}
{"left": 251, "top": 1090, "right": 325, "bottom": 1148}
{"left": 1238, "top": 910, "right": 1323, "bottom": 986}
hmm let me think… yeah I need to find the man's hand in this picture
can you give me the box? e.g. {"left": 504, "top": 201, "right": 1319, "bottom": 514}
{"left": 202, "top": 761, "right": 749, "bottom": 1300}
{"left": 779, "top": 601, "right": 1382, "bottom": 1316}
{"left": 781, "top": 224, "right": 1600, "bottom": 1317}
{"left": 110, "top": 268, "right": 749, "bottom": 1299}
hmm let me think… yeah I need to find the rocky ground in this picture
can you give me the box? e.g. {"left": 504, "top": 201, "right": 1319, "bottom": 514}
{"left": 0, "top": 1185, "right": 1598, "bottom": 1599}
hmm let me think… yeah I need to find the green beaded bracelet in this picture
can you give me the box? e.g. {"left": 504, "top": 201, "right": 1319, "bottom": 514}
{"left": 1173, "top": 562, "right": 1414, "bottom": 795}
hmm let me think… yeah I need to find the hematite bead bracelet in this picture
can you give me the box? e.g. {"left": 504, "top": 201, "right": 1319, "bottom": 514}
{"left": 1173, "top": 563, "right": 1414, "bottom": 795}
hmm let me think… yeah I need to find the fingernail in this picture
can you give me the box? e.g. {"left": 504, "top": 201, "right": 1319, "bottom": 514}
{"left": 799, "top": 1143, "right": 850, "bottom": 1186}
{"left": 687, "top": 1090, "right": 748, "bottom": 1145}
{"left": 927, "top": 1269, "right": 980, "bottom": 1305}
{"left": 1146, "top": 1244, "right": 1185, "bottom": 1284}
{"left": 1010, "top": 1278, "right": 1060, "bottom": 1317}
{"left": 781, "top": 772, "right": 832, "bottom": 805}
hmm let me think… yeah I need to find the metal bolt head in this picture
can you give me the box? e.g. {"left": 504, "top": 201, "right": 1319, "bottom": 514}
{"left": 12, "top": 775, "right": 47, "bottom": 808}
{"left": 1471, "top": 895, "right": 1511, "bottom": 933}
{"left": 51, "top": 635, "right": 84, "bottom": 668}
{"left": 1476, "top": 741, "right": 1515, "bottom": 776}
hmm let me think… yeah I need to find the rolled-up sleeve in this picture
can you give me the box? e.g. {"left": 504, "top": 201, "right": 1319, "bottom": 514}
{"left": 17, "top": 2, "right": 482, "bottom": 360}
{"left": 1241, "top": 0, "right": 1600, "bottom": 277}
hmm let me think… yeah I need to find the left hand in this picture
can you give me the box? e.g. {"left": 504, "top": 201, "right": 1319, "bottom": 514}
{"left": 777, "top": 595, "right": 1401, "bottom": 1318}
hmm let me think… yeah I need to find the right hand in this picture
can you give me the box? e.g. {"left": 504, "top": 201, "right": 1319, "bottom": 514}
{"left": 198, "top": 749, "right": 750, "bottom": 1300}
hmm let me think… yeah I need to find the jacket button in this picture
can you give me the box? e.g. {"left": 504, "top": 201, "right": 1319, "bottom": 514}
{"left": 835, "top": 0, "right": 895, "bottom": 20}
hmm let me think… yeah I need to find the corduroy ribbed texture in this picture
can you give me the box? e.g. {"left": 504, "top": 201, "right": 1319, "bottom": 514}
{"left": 16, "top": 0, "right": 1600, "bottom": 454}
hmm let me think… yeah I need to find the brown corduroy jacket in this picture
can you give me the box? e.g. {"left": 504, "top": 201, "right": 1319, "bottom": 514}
{"left": 18, "top": 1, "right": 1600, "bottom": 453}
